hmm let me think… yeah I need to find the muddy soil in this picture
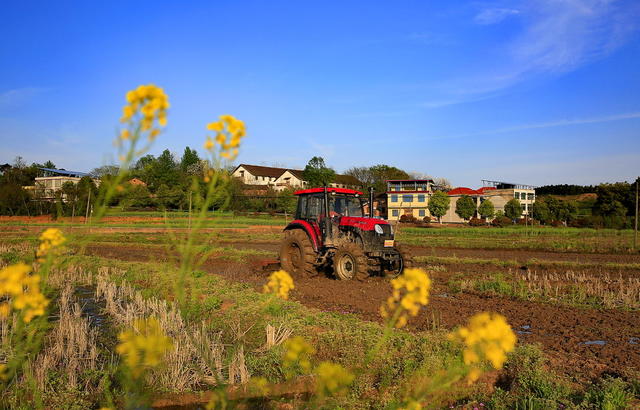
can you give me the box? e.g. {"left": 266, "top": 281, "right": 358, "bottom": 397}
{"left": 409, "top": 246, "right": 640, "bottom": 264}
{"left": 83, "top": 242, "right": 640, "bottom": 381}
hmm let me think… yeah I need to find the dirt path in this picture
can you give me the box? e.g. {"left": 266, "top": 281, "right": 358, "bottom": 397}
{"left": 83, "top": 243, "right": 640, "bottom": 381}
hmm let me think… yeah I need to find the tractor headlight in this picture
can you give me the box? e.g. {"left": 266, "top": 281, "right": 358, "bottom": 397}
{"left": 374, "top": 224, "right": 384, "bottom": 235}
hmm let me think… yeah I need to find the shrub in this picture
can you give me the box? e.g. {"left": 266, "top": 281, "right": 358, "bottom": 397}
{"left": 468, "top": 217, "right": 485, "bottom": 227}
{"left": 399, "top": 214, "right": 416, "bottom": 223}
{"left": 491, "top": 216, "right": 512, "bottom": 227}
{"left": 550, "top": 220, "right": 563, "bottom": 227}
{"left": 422, "top": 216, "right": 431, "bottom": 224}
{"left": 582, "top": 377, "right": 633, "bottom": 409}
{"left": 568, "top": 218, "right": 587, "bottom": 228}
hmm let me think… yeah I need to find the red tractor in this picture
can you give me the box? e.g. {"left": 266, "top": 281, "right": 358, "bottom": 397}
{"left": 279, "top": 187, "right": 412, "bottom": 280}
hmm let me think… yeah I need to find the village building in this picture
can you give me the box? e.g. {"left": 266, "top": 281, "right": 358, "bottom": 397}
{"left": 24, "top": 168, "right": 95, "bottom": 200}
{"left": 385, "top": 179, "right": 434, "bottom": 221}
{"left": 441, "top": 180, "right": 536, "bottom": 223}
{"left": 231, "top": 164, "right": 362, "bottom": 192}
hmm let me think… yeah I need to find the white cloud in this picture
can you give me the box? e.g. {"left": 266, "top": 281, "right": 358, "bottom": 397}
{"left": 435, "top": 0, "right": 640, "bottom": 100}
{"left": 510, "top": 0, "right": 639, "bottom": 75}
{"left": 0, "top": 87, "right": 47, "bottom": 108}
{"left": 474, "top": 7, "right": 520, "bottom": 25}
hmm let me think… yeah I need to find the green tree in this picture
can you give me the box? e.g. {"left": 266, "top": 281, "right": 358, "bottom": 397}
{"left": 594, "top": 183, "right": 630, "bottom": 217}
{"left": 135, "top": 154, "right": 156, "bottom": 171}
{"left": 428, "top": 190, "right": 450, "bottom": 224}
{"left": 0, "top": 184, "right": 31, "bottom": 216}
{"left": 75, "top": 176, "right": 98, "bottom": 217}
{"left": 369, "top": 164, "right": 410, "bottom": 193}
{"left": 180, "top": 147, "right": 200, "bottom": 172}
{"left": 156, "top": 184, "right": 173, "bottom": 209}
{"left": 345, "top": 164, "right": 411, "bottom": 193}
{"left": 455, "top": 195, "right": 476, "bottom": 221}
{"left": 146, "top": 150, "right": 180, "bottom": 192}
{"left": 276, "top": 188, "right": 297, "bottom": 215}
{"left": 478, "top": 199, "right": 495, "bottom": 220}
{"left": 60, "top": 181, "right": 79, "bottom": 217}
{"left": 90, "top": 165, "right": 119, "bottom": 178}
{"left": 121, "top": 184, "right": 154, "bottom": 209}
{"left": 302, "top": 157, "right": 336, "bottom": 187}
{"left": 532, "top": 200, "right": 551, "bottom": 224}
{"left": 557, "top": 201, "right": 578, "bottom": 223}
{"left": 504, "top": 199, "right": 523, "bottom": 221}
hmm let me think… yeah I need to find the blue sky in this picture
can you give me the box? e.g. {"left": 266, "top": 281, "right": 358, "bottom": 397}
{"left": 1, "top": 0, "right": 639, "bottom": 187}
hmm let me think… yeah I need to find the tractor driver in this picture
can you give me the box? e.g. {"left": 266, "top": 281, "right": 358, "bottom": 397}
{"left": 331, "top": 198, "right": 345, "bottom": 217}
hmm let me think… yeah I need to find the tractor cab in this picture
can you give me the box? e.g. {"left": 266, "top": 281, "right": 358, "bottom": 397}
{"left": 280, "top": 187, "right": 412, "bottom": 280}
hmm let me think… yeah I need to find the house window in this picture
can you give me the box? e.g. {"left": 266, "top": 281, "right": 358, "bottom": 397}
{"left": 418, "top": 209, "right": 426, "bottom": 217}
{"left": 520, "top": 192, "right": 526, "bottom": 200}
{"left": 402, "top": 195, "right": 413, "bottom": 202}
{"left": 527, "top": 193, "right": 534, "bottom": 200}
{"left": 391, "top": 195, "right": 398, "bottom": 202}
{"left": 514, "top": 192, "right": 519, "bottom": 198}
{"left": 417, "top": 194, "right": 425, "bottom": 202}
{"left": 392, "top": 210, "right": 399, "bottom": 217}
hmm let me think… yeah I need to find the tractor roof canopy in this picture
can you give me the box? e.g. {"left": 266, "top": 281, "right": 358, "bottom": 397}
{"left": 294, "top": 187, "right": 363, "bottom": 196}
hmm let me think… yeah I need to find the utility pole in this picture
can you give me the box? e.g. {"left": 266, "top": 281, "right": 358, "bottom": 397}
{"left": 188, "top": 191, "right": 193, "bottom": 230}
{"left": 85, "top": 190, "right": 91, "bottom": 224}
{"left": 635, "top": 177, "right": 638, "bottom": 250}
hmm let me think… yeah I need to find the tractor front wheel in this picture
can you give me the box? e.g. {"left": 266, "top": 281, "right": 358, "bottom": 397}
{"left": 333, "top": 243, "right": 369, "bottom": 281}
{"left": 280, "top": 230, "right": 317, "bottom": 278}
{"left": 385, "top": 244, "right": 414, "bottom": 278}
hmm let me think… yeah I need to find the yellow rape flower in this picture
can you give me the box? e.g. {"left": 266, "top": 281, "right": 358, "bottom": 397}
{"left": 36, "top": 228, "right": 66, "bottom": 262}
{"left": 116, "top": 317, "right": 174, "bottom": 378}
{"left": 282, "top": 336, "right": 314, "bottom": 376}
{"left": 0, "top": 303, "right": 10, "bottom": 319}
{"left": 207, "top": 121, "right": 223, "bottom": 132}
{"left": 0, "top": 263, "right": 49, "bottom": 323}
{"left": 380, "top": 268, "right": 431, "bottom": 328}
{"left": 263, "top": 270, "right": 294, "bottom": 300}
{"left": 401, "top": 401, "right": 422, "bottom": 410}
{"left": 315, "top": 361, "right": 354, "bottom": 397}
{"left": 119, "top": 84, "right": 169, "bottom": 142}
{"left": 204, "top": 390, "right": 227, "bottom": 410}
{"left": 448, "top": 312, "right": 517, "bottom": 384}
{"left": 247, "top": 376, "right": 270, "bottom": 395}
{"left": 204, "top": 114, "right": 246, "bottom": 159}
{"left": 149, "top": 128, "right": 160, "bottom": 140}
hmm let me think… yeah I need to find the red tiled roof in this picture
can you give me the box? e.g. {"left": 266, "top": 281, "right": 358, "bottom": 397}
{"left": 447, "top": 187, "right": 480, "bottom": 196}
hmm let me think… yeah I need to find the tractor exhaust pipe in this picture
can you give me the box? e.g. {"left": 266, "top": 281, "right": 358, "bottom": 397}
{"left": 323, "top": 186, "right": 332, "bottom": 240}
{"left": 369, "top": 187, "right": 374, "bottom": 218}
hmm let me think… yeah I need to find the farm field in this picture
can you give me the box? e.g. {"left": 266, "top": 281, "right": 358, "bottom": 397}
{"left": 1, "top": 213, "right": 639, "bottom": 408}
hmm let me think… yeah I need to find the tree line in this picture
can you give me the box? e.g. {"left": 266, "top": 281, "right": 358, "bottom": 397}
{"left": 408, "top": 185, "right": 637, "bottom": 229}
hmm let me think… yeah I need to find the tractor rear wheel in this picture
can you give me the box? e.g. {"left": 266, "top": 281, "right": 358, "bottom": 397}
{"left": 385, "top": 244, "right": 414, "bottom": 278}
{"left": 279, "top": 230, "right": 317, "bottom": 278}
{"left": 333, "top": 243, "right": 369, "bottom": 281}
